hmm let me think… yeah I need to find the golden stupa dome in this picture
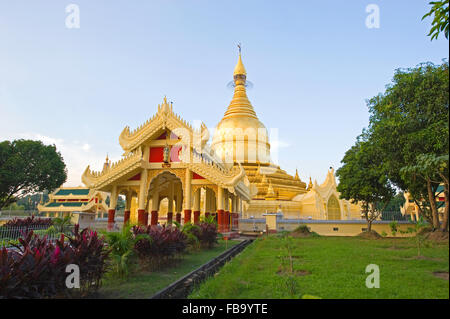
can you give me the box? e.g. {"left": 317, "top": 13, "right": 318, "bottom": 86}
{"left": 211, "top": 51, "right": 270, "bottom": 164}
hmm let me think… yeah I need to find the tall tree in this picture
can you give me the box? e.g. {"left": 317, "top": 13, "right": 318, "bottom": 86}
{"left": 336, "top": 136, "right": 395, "bottom": 232}
{"left": 367, "top": 61, "right": 449, "bottom": 231}
{"left": 401, "top": 154, "right": 449, "bottom": 231}
{"left": 0, "top": 139, "right": 67, "bottom": 210}
{"left": 422, "top": 0, "right": 449, "bottom": 40}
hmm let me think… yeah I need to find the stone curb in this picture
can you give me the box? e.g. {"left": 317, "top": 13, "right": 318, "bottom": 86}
{"left": 150, "top": 239, "right": 253, "bottom": 299}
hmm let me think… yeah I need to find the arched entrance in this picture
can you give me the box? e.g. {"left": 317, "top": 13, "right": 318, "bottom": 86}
{"left": 198, "top": 186, "right": 217, "bottom": 222}
{"left": 148, "top": 171, "right": 183, "bottom": 226}
{"left": 327, "top": 195, "right": 341, "bottom": 220}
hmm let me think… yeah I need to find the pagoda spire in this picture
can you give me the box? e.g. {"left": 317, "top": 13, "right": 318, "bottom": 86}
{"left": 234, "top": 44, "right": 246, "bottom": 76}
{"left": 223, "top": 46, "right": 257, "bottom": 120}
{"left": 308, "top": 177, "right": 313, "bottom": 190}
{"left": 102, "top": 154, "right": 110, "bottom": 172}
{"left": 294, "top": 169, "right": 300, "bottom": 181}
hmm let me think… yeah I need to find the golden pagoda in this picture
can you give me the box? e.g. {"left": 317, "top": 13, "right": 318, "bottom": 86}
{"left": 211, "top": 49, "right": 307, "bottom": 216}
{"left": 81, "top": 96, "right": 252, "bottom": 232}
{"left": 64, "top": 46, "right": 362, "bottom": 225}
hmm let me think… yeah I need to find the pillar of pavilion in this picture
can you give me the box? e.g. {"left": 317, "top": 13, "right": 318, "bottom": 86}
{"left": 123, "top": 190, "right": 132, "bottom": 225}
{"left": 204, "top": 188, "right": 212, "bottom": 220}
{"left": 217, "top": 187, "right": 225, "bottom": 232}
{"left": 107, "top": 185, "right": 118, "bottom": 231}
{"left": 193, "top": 189, "right": 201, "bottom": 224}
{"left": 137, "top": 169, "right": 149, "bottom": 226}
{"left": 224, "top": 190, "right": 230, "bottom": 232}
{"left": 184, "top": 169, "right": 192, "bottom": 224}
{"left": 150, "top": 176, "right": 159, "bottom": 226}
{"left": 176, "top": 185, "right": 182, "bottom": 224}
{"left": 167, "top": 180, "right": 174, "bottom": 224}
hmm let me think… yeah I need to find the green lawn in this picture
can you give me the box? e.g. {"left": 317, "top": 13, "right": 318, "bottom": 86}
{"left": 189, "top": 235, "right": 449, "bottom": 299}
{"left": 95, "top": 239, "right": 239, "bottom": 299}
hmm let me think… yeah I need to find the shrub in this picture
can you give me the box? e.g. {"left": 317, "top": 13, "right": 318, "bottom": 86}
{"left": 389, "top": 221, "right": 399, "bottom": 237}
{"left": 195, "top": 222, "right": 219, "bottom": 248}
{"left": 65, "top": 224, "right": 110, "bottom": 294}
{"left": 132, "top": 225, "right": 187, "bottom": 268}
{"left": 182, "top": 223, "right": 201, "bottom": 250}
{"left": 0, "top": 225, "right": 109, "bottom": 299}
{"left": 400, "top": 219, "right": 430, "bottom": 257}
{"left": 2, "top": 215, "right": 53, "bottom": 229}
{"left": 53, "top": 215, "right": 72, "bottom": 233}
{"left": 0, "top": 231, "right": 62, "bottom": 298}
{"left": 294, "top": 225, "right": 310, "bottom": 233}
{"left": 182, "top": 217, "right": 218, "bottom": 249}
{"left": 291, "top": 224, "right": 319, "bottom": 238}
{"left": 102, "top": 224, "right": 151, "bottom": 278}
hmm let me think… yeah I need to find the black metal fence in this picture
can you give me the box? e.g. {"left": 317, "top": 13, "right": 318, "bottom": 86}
{"left": 0, "top": 224, "right": 74, "bottom": 247}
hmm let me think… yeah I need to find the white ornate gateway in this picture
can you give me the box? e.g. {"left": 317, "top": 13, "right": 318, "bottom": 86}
{"left": 292, "top": 168, "right": 361, "bottom": 220}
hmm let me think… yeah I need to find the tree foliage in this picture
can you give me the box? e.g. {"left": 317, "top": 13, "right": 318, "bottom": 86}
{"left": 422, "top": 0, "right": 449, "bottom": 40}
{"left": 336, "top": 136, "right": 395, "bottom": 231}
{"left": 0, "top": 139, "right": 67, "bottom": 210}
{"left": 367, "top": 61, "right": 448, "bottom": 231}
{"left": 338, "top": 61, "right": 448, "bottom": 232}
{"left": 401, "top": 154, "right": 449, "bottom": 229}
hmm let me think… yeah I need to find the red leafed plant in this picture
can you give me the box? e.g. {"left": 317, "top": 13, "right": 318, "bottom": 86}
{"left": 64, "top": 224, "right": 110, "bottom": 295}
{"left": 182, "top": 215, "right": 219, "bottom": 249}
{"left": 0, "top": 225, "right": 109, "bottom": 299}
{"left": 196, "top": 222, "right": 218, "bottom": 248}
{"left": 132, "top": 225, "right": 187, "bottom": 268}
{"left": 3, "top": 215, "right": 53, "bottom": 229}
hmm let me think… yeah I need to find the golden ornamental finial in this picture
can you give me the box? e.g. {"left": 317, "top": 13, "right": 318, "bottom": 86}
{"left": 237, "top": 42, "right": 241, "bottom": 55}
{"left": 308, "top": 176, "right": 313, "bottom": 190}
{"left": 233, "top": 45, "right": 247, "bottom": 76}
{"left": 103, "top": 154, "right": 110, "bottom": 172}
{"left": 294, "top": 168, "right": 300, "bottom": 181}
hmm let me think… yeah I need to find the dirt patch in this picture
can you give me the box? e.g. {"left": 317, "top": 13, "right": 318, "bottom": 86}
{"left": 433, "top": 271, "right": 449, "bottom": 280}
{"left": 277, "top": 255, "right": 301, "bottom": 259}
{"left": 358, "top": 230, "right": 382, "bottom": 239}
{"left": 425, "top": 231, "right": 449, "bottom": 242}
{"left": 418, "top": 226, "right": 434, "bottom": 236}
{"left": 290, "top": 225, "right": 318, "bottom": 238}
{"left": 277, "top": 269, "right": 311, "bottom": 277}
{"left": 291, "top": 232, "right": 312, "bottom": 238}
{"left": 384, "top": 246, "right": 407, "bottom": 250}
{"left": 400, "top": 256, "right": 444, "bottom": 262}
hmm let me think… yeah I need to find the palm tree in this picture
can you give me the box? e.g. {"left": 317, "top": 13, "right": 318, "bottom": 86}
{"left": 102, "top": 224, "right": 151, "bottom": 278}
{"left": 53, "top": 214, "right": 72, "bottom": 233}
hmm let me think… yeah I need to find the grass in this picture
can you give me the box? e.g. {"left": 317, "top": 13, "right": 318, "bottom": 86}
{"left": 189, "top": 235, "right": 449, "bottom": 299}
{"left": 94, "top": 239, "right": 239, "bottom": 299}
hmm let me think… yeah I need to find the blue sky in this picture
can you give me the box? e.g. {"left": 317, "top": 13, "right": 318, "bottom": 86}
{"left": 0, "top": 0, "right": 448, "bottom": 185}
